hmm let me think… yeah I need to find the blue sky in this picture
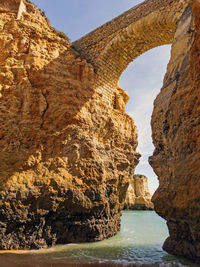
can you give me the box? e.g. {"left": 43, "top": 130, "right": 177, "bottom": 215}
{"left": 31, "top": 0, "right": 171, "bottom": 194}
{"left": 121, "top": 46, "right": 171, "bottom": 194}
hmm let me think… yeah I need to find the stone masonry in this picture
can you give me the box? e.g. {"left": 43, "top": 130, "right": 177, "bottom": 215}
{"left": 73, "top": 0, "right": 189, "bottom": 106}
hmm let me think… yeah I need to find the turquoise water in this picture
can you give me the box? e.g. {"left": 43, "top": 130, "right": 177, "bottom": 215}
{"left": 0, "top": 211, "right": 199, "bottom": 266}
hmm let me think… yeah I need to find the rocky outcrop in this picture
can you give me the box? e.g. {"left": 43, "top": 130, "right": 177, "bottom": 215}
{"left": 2, "top": 0, "right": 200, "bottom": 263}
{"left": 124, "top": 175, "right": 153, "bottom": 210}
{"left": 0, "top": 0, "right": 140, "bottom": 249}
{"left": 150, "top": 1, "right": 200, "bottom": 262}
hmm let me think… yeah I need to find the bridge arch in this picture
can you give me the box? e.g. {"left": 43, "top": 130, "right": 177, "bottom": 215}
{"left": 95, "top": 12, "right": 175, "bottom": 89}
{"left": 73, "top": 0, "right": 188, "bottom": 105}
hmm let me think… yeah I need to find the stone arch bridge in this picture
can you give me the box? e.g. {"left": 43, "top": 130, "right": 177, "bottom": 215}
{"left": 73, "top": 0, "right": 188, "bottom": 105}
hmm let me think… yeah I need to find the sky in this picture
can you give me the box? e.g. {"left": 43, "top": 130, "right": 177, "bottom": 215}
{"left": 31, "top": 0, "right": 171, "bottom": 194}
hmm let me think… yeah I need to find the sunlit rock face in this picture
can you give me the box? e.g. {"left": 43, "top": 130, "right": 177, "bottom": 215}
{"left": 150, "top": 1, "right": 200, "bottom": 262}
{"left": 0, "top": 0, "right": 139, "bottom": 249}
{"left": 124, "top": 175, "right": 154, "bottom": 210}
{"left": 1, "top": 0, "right": 200, "bottom": 262}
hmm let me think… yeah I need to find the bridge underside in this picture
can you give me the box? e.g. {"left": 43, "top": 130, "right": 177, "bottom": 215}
{"left": 73, "top": 0, "right": 188, "bottom": 105}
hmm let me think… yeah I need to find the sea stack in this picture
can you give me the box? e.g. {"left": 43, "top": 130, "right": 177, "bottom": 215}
{"left": 124, "top": 175, "right": 154, "bottom": 210}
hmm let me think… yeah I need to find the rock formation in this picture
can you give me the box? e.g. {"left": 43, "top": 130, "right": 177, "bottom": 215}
{"left": 73, "top": 0, "right": 200, "bottom": 262}
{"left": 124, "top": 175, "right": 154, "bottom": 210}
{"left": 1, "top": 0, "right": 200, "bottom": 262}
{"left": 0, "top": 0, "right": 140, "bottom": 249}
{"left": 150, "top": 1, "right": 200, "bottom": 262}
{"left": 114, "top": 83, "right": 130, "bottom": 113}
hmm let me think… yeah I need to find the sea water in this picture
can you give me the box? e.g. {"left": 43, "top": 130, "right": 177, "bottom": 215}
{"left": 0, "top": 211, "right": 199, "bottom": 267}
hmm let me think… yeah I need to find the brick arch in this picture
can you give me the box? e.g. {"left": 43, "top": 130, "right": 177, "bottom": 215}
{"left": 95, "top": 14, "right": 175, "bottom": 89}
{"left": 73, "top": 0, "right": 188, "bottom": 105}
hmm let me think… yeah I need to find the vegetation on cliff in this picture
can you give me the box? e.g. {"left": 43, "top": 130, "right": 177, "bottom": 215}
{"left": 25, "top": 0, "right": 70, "bottom": 42}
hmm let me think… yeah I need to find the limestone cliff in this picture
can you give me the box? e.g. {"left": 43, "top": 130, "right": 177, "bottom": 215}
{"left": 2, "top": 0, "right": 200, "bottom": 262}
{"left": 124, "top": 175, "right": 153, "bottom": 210}
{"left": 0, "top": 0, "right": 140, "bottom": 249}
{"left": 150, "top": 1, "right": 200, "bottom": 262}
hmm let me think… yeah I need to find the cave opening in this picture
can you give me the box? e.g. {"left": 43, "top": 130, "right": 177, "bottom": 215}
{"left": 119, "top": 45, "right": 171, "bottom": 195}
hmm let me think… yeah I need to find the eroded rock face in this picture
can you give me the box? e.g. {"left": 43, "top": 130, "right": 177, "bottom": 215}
{"left": 150, "top": 1, "right": 200, "bottom": 262}
{"left": 124, "top": 175, "right": 153, "bottom": 210}
{"left": 0, "top": 1, "right": 140, "bottom": 249}
{"left": 2, "top": 0, "right": 200, "bottom": 262}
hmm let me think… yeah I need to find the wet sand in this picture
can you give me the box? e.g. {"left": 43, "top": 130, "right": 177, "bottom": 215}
{"left": 0, "top": 253, "right": 160, "bottom": 267}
